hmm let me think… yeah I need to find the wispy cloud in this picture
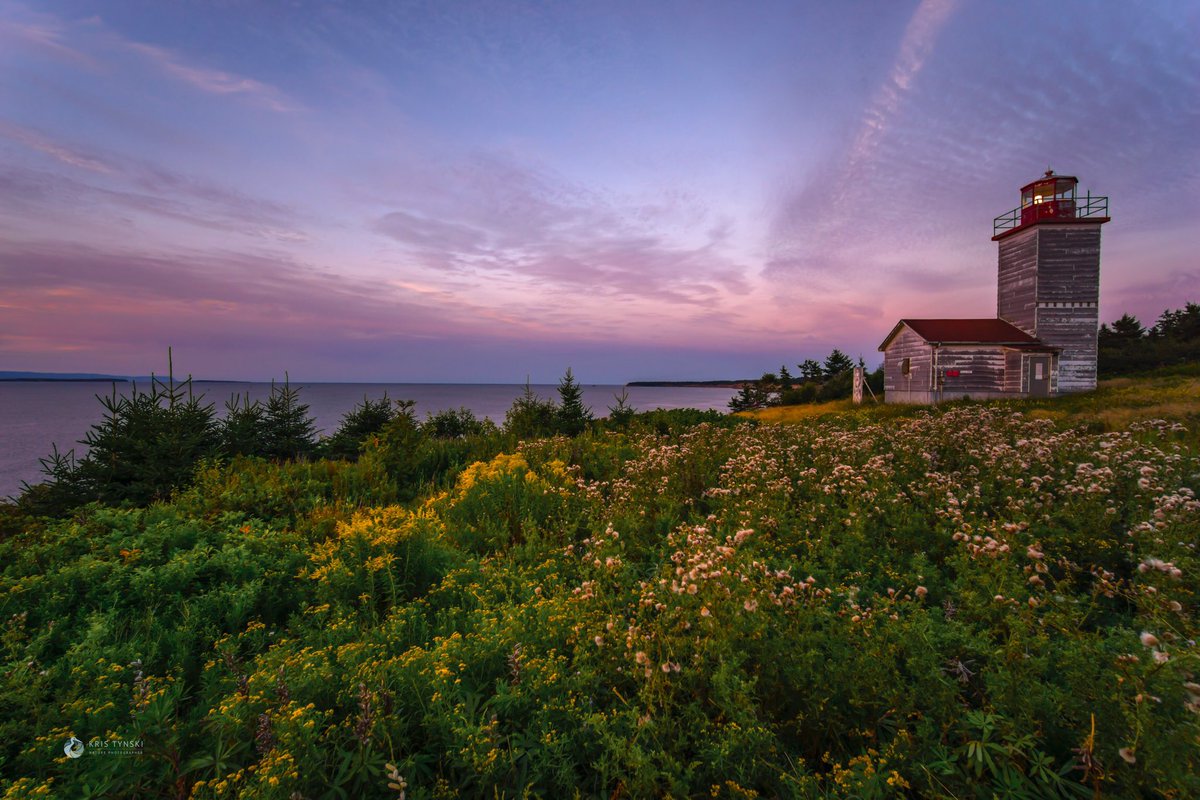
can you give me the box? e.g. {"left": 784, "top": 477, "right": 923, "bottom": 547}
{"left": 845, "top": 0, "right": 959, "bottom": 176}
{"left": 373, "top": 210, "right": 489, "bottom": 254}
{"left": 0, "top": 239, "right": 534, "bottom": 353}
{"left": 0, "top": 121, "right": 113, "bottom": 173}
{"left": 1, "top": 161, "right": 310, "bottom": 244}
{"left": 120, "top": 40, "right": 298, "bottom": 112}
{"left": 368, "top": 153, "right": 750, "bottom": 308}
{"left": 0, "top": 3, "right": 297, "bottom": 112}
{"left": 0, "top": 11, "right": 98, "bottom": 68}
{"left": 772, "top": 0, "right": 960, "bottom": 258}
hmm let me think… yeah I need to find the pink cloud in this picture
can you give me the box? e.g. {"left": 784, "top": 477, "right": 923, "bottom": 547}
{"left": 120, "top": 41, "right": 299, "bottom": 112}
{"left": 0, "top": 12, "right": 98, "bottom": 68}
{"left": 0, "top": 121, "right": 113, "bottom": 173}
{"left": 367, "top": 153, "right": 751, "bottom": 307}
{"left": 0, "top": 4, "right": 297, "bottom": 112}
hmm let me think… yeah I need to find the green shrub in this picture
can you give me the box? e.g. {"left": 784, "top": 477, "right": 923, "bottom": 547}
{"left": 3, "top": 404, "right": 1199, "bottom": 798}
{"left": 259, "top": 377, "right": 318, "bottom": 461}
{"left": 220, "top": 393, "right": 268, "bottom": 458}
{"left": 22, "top": 375, "right": 219, "bottom": 515}
{"left": 503, "top": 381, "right": 558, "bottom": 440}
{"left": 322, "top": 396, "right": 404, "bottom": 461}
{"left": 423, "top": 407, "right": 493, "bottom": 440}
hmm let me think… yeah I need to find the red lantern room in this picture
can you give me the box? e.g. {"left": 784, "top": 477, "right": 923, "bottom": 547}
{"left": 993, "top": 168, "right": 1109, "bottom": 238}
{"left": 1019, "top": 170, "right": 1076, "bottom": 225}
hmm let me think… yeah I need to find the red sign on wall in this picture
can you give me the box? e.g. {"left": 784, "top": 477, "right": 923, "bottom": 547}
{"left": 945, "top": 369, "right": 960, "bottom": 377}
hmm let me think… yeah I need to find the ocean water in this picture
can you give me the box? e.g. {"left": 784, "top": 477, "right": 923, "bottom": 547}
{"left": 0, "top": 381, "right": 736, "bottom": 499}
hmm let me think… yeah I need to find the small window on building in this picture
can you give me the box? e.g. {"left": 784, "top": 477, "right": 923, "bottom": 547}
{"left": 1034, "top": 362, "right": 1044, "bottom": 380}
{"left": 901, "top": 357, "right": 911, "bottom": 376}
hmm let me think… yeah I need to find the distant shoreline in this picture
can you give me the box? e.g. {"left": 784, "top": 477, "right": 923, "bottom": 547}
{"left": 0, "top": 377, "right": 132, "bottom": 383}
{"left": 626, "top": 380, "right": 751, "bottom": 389}
{"left": 2, "top": 374, "right": 748, "bottom": 387}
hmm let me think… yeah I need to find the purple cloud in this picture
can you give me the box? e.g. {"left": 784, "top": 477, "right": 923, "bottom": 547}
{"left": 119, "top": 40, "right": 298, "bottom": 112}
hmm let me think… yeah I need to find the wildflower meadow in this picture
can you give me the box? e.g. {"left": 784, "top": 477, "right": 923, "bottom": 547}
{"left": 1, "top": 402, "right": 1198, "bottom": 798}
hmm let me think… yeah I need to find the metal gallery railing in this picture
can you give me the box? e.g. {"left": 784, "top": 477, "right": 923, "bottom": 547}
{"left": 993, "top": 193, "right": 1109, "bottom": 235}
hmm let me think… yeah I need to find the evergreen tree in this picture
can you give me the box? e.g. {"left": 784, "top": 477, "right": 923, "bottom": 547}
{"left": 220, "top": 393, "right": 268, "bottom": 457}
{"left": 817, "top": 368, "right": 854, "bottom": 401}
{"left": 322, "top": 395, "right": 397, "bottom": 459}
{"left": 606, "top": 388, "right": 636, "bottom": 430}
{"left": 1099, "top": 303, "right": 1200, "bottom": 376}
{"left": 778, "top": 364, "right": 793, "bottom": 389}
{"left": 757, "top": 372, "right": 782, "bottom": 406}
{"left": 1111, "top": 313, "right": 1146, "bottom": 340}
{"left": 555, "top": 367, "right": 594, "bottom": 436}
{"left": 373, "top": 400, "right": 424, "bottom": 498}
{"left": 798, "top": 359, "right": 823, "bottom": 380}
{"left": 261, "top": 375, "right": 317, "bottom": 460}
{"left": 823, "top": 349, "right": 854, "bottom": 377}
{"left": 26, "top": 355, "right": 220, "bottom": 512}
{"left": 1151, "top": 303, "right": 1200, "bottom": 340}
{"left": 504, "top": 380, "right": 557, "bottom": 439}
{"left": 728, "top": 381, "right": 771, "bottom": 412}
{"left": 424, "top": 407, "right": 489, "bottom": 439}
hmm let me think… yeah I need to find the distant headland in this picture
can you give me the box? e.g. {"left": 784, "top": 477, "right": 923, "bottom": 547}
{"left": 0, "top": 371, "right": 133, "bottom": 382}
{"left": 626, "top": 379, "right": 753, "bottom": 388}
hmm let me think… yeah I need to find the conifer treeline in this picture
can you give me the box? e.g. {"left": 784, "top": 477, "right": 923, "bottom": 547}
{"left": 1099, "top": 302, "right": 1200, "bottom": 376}
{"left": 729, "top": 349, "right": 882, "bottom": 411}
{"left": 15, "top": 368, "right": 615, "bottom": 517}
{"left": 728, "top": 302, "right": 1200, "bottom": 412}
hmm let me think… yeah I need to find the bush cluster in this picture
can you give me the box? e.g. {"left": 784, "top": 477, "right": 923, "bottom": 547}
{"left": 729, "top": 352, "right": 884, "bottom": 412}
{"left": 1099, "top": 303, "right": 1200, "bottom": 377}
{"left": 2, "top": 405, "right": 1197, "bottom": 798}
{"left": 17, "top": 369, "right": 617, "bottom": 519}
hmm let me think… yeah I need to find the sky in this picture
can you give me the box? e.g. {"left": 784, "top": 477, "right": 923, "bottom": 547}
{"left": 1, "top": 0, "right": 1197, "bottom": 382}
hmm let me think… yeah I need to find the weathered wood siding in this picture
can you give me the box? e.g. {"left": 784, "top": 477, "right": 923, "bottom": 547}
{"left": 883, "top": 326, "right": 933, "bottom": 403}
{"left": 997, "top": 227, "right": 1038, "bottom": 335}
{"left": 1033, "top": 225, "right": 1102, "bottom": 392}
{"left": 936, "top": 346, "right": 1006, "bottom": 394}
{"left": 1003, "top": 350, "right": 1024, "bottom": 393}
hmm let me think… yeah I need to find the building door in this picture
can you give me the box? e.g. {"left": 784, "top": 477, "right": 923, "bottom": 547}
{"left": 1028, "top": 356, "right": 1050, "bottom": 397}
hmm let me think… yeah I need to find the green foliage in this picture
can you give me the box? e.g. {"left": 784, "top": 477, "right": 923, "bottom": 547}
{"left": 21, "top": 373, "right": 219, "bottom": 515}
{"left": 424, "top": 407, "right": 492, "bottom": 440}
{"left": 737, "top": 352, "right": 884, "bottom": 409}
{"left": 817, "top": 367, "right": 853, "bottom": 401}
{"left": 220, "top": 393, "right": 268, "bottom": 458}
{"left": 798, "top": 359, "right": 823, "bottom": 380}
{"left": 728, "top": 381, "right": 772, "bottom": 412}
{"left": 503, "top": 381, "right": 558, "bottom": 440}
{"left": 621, "top": 406, "right": 741, "bottom": 435}
{"left": 322, "top": 396, "right": 401, "bottom": 460}
{"left": 1151, "top": 303, "right": 1200, "bottom": 341}
{"left": 1103, "top": 313, "right": 1146, "bottom": 342}
{"left": 260, "top": 376, "right": 318, "bottom": 461}
{"left": 1100, "top": 302, "right": 1200, "bottom": 376}
{"left": 371, "top": 401, "right": 425, "bottom": 497}
{"left": 605, "top": 388, "right": 636, "bottom": 430}
{"left": 780, "top": 380, "right": 819, "bottom": 405}
{"left": 555, "top": 367, "right": 593, "bottom": 436}
{"left": 5, "top": 378, "right": 1200, "bottom": 798}
{"left": 823, "top": 348, "right": 854, "bottom": 377}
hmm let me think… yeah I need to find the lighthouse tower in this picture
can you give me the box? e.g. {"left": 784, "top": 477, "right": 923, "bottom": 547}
{"left": 992, "top": 170, "right": 1110, "bottom": 392}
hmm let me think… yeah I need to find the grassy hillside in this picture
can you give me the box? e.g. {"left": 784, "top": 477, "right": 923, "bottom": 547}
{"left": 1, "top": 377, "right": 1198, "bottom": 798}
{"left": 740, "top": 369, "right": 1200, "bottom": 433}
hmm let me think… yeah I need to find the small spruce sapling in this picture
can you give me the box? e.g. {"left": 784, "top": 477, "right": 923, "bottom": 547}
{"left": 555, "top": 367, "right": 593, "bottom": 436}
{"left": 504, "top": 379, "right": 557, "bottom": 439}
{"left": 607, "top": 388, "right": 636, "bottom": 430}
{"left": 261, "top": 374, "right": 317, "bottom": 460}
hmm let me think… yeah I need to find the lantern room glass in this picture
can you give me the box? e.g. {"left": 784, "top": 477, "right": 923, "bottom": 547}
{"left": 1019, "top": 173, "right": 1078, "bottom": 224}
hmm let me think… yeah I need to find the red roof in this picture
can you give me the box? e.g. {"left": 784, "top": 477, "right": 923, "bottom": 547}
{"left": 878, "top": 318, "right": 1047, "bottom": 350}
